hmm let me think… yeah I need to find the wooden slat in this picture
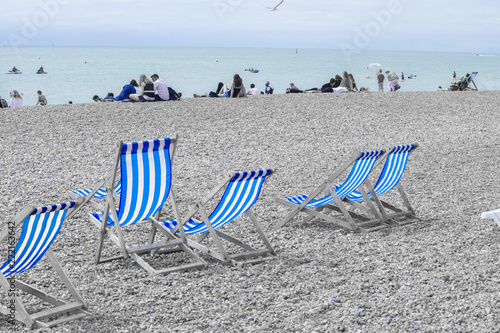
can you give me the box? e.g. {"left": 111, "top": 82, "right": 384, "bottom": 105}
{"left": 35, "top": 311, "right": 90, "bottom": 328}
{"left": 31, "top": 302, "right": 83, "bottom": 321}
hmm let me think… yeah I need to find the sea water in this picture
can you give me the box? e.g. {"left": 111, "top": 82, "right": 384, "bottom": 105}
{"left": 1, "top": 46, "right": 499, "bottom": 106}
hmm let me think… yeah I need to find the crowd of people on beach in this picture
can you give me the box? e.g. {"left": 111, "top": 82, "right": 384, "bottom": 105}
{"left": 1, "top": 68, "right": 477, "bottom": 108}
{"left": 191, "top": 69, "right": 403, "bottom": 99}
{"left": 93, "top": 73, "right": 181, "bottom": 103}
{"left": 0, "top": 89, "right": 47, "bottom": 108}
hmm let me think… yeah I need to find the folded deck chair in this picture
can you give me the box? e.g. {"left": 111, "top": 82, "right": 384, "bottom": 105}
{"left": 0, "top": 199, "right": 90, "bottom": 329}
{"left": 88, "top": 137, "right": 206, "bottom": 275}
{"left": 481, "top": 209, "right": 500, "bottom": 227}
{"left": 276, "top": 150, "right": 385, "bottom": 231}
{"left": 158, "top": 170, "right": 276, "bottom": 266}
{"left": 342, "top": 144, "right": 420, "bottom": 230}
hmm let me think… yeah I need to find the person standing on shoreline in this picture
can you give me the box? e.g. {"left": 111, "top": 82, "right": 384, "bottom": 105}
{"left": 377, "top": 69, "right": 385, "bottom": 91}
{"left": 385, "top": 68, "right": 399, "bottom": 91}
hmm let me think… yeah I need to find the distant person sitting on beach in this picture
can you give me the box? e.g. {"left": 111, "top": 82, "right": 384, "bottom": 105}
{"left": 36, "top": 90, "right": 47, "bottom": 106}
{"left": 377, "top": 69, "right": 385, "bottom": 91}
{"left": 151, "top": 74, "right": 170, "bottom": 101}
{"left": 320, "top": 78, "right": 336, "bottom": 93}
{"left": 103, "top": 93, "right": 115, "bottom": 101}
{"left": 194, "top": 82, "right": 228, "bottom": 98}
{"left": 385, "top": 68, "right": 399, "bottom": 91}
{"left": 10, "top": 90, "right": 23, "bottom": 107}
{"left": 130, "top": 74, "right": 155, "bottom": 102}
{"left": 115, "top": 79, "right": 139, "bottom": 101}
{"left": 229, "top": 74, "right": 246, "bottom": 98}
{"left": 0, "top": 96, "right": 8, "bottom": 108}
{"left": 286, "top": 83, "right": 303, "bottom": 93}
{"left": 247, "top": 83, "right": 260, "bottom": 95}
{"left": 339, "top": 71, "right": 352, "bottom": 90}
{"left": 264, "top": 81, "right": 274, "bottom": 95}
{"left": 348, "top": 73, "right": 358, "bottom": 92}
{"left": 458, "top": 73, "right": 471, "bottom": 91}
{"left": 93, "top": 95, "right": 103, "bottom": 102}
{"left": 333, "top": 74, "right": 342, "bottom": 88}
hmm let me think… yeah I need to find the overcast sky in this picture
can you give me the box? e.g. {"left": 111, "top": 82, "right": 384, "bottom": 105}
{"left": 2, "top": 0, "right": 499, "bottom": 52}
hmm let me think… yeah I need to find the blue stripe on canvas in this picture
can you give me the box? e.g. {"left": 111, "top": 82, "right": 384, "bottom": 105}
{"left": 1, "top": 205, "right": 68, "bottom": 277}
{"left": 161, "top": 169, "right": 271, "bottom": 234}
{"left": 282, "top": 150, "right": 383, "bottom": 208}
{"left": 93, "top": 138, "right": 172, "bottom": 226}
{"left": 346, "top": 144, "right": 415, "bottom": 201}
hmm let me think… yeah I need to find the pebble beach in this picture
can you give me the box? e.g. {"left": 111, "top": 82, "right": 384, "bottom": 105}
{"left": 1, "top": 91, "right": 500, "bottom": 332}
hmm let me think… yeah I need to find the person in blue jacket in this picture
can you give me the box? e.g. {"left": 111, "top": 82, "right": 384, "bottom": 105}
{"left": 115, "top": 79, "right": 139, "bottom": 101}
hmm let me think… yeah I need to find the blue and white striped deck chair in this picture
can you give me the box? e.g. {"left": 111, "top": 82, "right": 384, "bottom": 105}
{"left": 72, "top": 183, "right": 121, "bottom": 199}
{"left": 159, "top": 170, "right": 276, "bottom": 266}
{"left": 0, "top": 198, "right": 90, "bottom": 329}
{"left": 88, "top": 136, "right": 207, "bottom": 275}
{"left": 276, "top": 150, "right": 385, "bottom": 231}
{"left": 462, "top": 72, "right": 478, "bottom": 91}
{"left": 343, "top": 144, "right": 420, "bottom": 229}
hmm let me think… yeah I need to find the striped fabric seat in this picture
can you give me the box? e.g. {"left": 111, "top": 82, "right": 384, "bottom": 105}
{"left": 162, "top": 169, "right": 272, "bottom": 234}
{"left": 1, "top": 201, "right": 76, "bottom": 278}
{"left": 88, "top": 136, "right": 207, "bottom": 274}
{"left": 282, "top": 150, "right": 384, "bottom": 208}
{"left": 159, "top": 169, "right": 275, "bottom": 266}
{"left": 90, "top": 138, "right": 172, "bottom": 227}
{"left": 346, "top": 144, "right": 416, "bottom": 202}
{"left": 71, "top": 182, "right": 121, "bottom": 200}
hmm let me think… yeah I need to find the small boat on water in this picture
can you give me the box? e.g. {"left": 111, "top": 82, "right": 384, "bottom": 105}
{"left": 6, "top": 70, "right": 22, "bottom": 74}
{"left": 36, "top": 70, "right": 48, "bottom": 74}
{"left": 245, "top": 68, "right": 259, "bottom": 73}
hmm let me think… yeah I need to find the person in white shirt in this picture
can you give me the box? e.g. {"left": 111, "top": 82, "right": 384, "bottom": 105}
{"left": 247, "top": 83, "right": 260, "bottom": 95}
{"left": 150, "top": 73, "right": 169, "bottom": 101}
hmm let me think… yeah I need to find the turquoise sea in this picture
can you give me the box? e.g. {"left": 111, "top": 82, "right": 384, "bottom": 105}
{"left": 1, "top": 46, "right": 499, "bottom": 106}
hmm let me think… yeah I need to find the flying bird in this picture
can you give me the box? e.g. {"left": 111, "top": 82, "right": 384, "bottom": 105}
{"left": 266, "top": 0, "right": 284, "bottom": 11}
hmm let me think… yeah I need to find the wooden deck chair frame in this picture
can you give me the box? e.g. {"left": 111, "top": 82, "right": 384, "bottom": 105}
{"left": 89, "top": 136, "right": 206, "bottom": 275}
{"left": 339, "top": 144, "right": 420, "bottom": 231}
{"left": 466, "top": 72, "right": 478, "bottom": 91}
{"left": 0, "top": 198, "right": 90, "bottom": 329}
{"left": 276, "top": 150, "right": 386, "bottom": 231}
{"left": 157, "top": 170, "right": 276, "bottom": 267}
